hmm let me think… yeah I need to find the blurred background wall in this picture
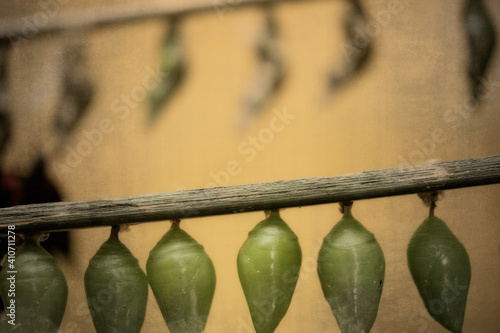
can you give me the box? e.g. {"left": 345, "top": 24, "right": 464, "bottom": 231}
{"left": 1, "top": 0, "right": 500, "bottom": 332}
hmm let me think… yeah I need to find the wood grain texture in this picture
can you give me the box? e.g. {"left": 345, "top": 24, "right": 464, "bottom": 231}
{"left": 0, "top": 155, "right": 499, "bottom": 232}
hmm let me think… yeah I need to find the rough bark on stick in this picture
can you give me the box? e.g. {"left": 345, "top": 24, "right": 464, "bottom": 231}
{"left": 0, "top": 155, "right": 499, "bottom": 232}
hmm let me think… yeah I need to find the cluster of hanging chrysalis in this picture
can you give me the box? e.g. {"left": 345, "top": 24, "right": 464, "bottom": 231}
{"left": 0, "top": 193, "right": 472, "bottom": 333}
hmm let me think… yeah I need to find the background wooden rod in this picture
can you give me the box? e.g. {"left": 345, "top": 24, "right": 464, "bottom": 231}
{"left": 0, "top": 155, "right": 499, "bottom": 232}
{"left": 0, "top": 0, "right": 301, "bottom": 39}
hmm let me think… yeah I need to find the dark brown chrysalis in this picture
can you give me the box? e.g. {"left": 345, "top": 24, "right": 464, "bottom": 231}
{"left": 328, "top": 0, "right": 371, "bottom": 92}
{"left": 148, "top": 17, "right": 186, "bottom": 123}
{"left": 463, "top": 0, "right": 496, "bottom": 102}
{"left": 54, "top": 42, "right": 94, "bottom": 140}
{"left": 239, "top": 6, "right": 285, "bottom": 128}
{"left": 0, "top": 38, "right": 11, "bottom": 156}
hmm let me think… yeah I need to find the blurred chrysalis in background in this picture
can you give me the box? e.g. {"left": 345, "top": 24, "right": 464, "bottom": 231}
{"left": 327, "top": 0, "right": 371, "bottom": 96}
{"left": 148, "top": 17, "right": 187, "bottom": 124}
{"left": 53, "top": 41, "right": 94, "bottom": 146}
{"left": 239, "top": 5, "right": 285, "bottom": 128}
{"left": 463, "top": 0, "right": 496, "bottom": 103}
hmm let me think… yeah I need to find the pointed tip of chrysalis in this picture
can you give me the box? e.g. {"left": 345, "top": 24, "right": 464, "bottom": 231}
{"left": 264, "top": 209, "right": 280, "bottom": 219}
{"left": 110, "top": 225, "right": 121, "bottom": 239}
{"left": 340, "top": 201, "right": 353, "bottom": 216}
{"left": 170, "top": 219, "right": 181, "bottom": 229}
{"left": 21, "top": 232, "right": 49, "bottom": 245}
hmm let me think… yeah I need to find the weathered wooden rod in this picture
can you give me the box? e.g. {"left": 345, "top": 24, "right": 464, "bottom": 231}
{"left": 0, "top": 155, "right": 499, "bottom": 232}
{"left": 0, "top": 0, "right": 299, "bottom": 39}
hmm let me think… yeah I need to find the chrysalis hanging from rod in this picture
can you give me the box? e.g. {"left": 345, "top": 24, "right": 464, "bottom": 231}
{"left": 327, "top": 0, "right": 371, "bottom": 96}
{"left": 148, "top": 17, "right": 187, "bottom": 124}
{"left": 463, "top": 0, "right": 496, "bottom": 104}
{"left": 239, "top": 5, "right": 285, "bottom": 128}
{"left": 53, "top": 38, "right": 94, "bottom": 147}
{"left": 408, "top": 192, "right": 471, "bottom": 333}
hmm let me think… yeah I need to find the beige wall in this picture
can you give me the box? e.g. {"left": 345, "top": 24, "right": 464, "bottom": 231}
{"left": 2, "top": 0, "right": 500, "bottom": 332}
